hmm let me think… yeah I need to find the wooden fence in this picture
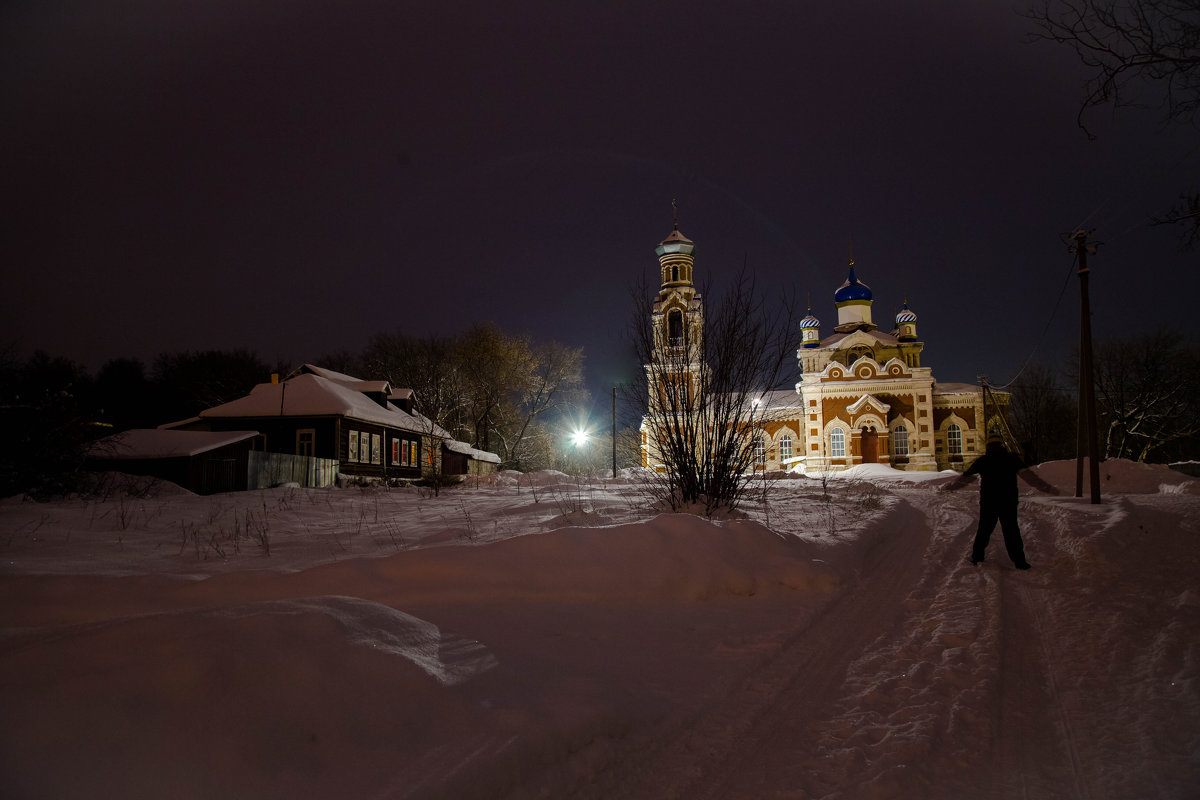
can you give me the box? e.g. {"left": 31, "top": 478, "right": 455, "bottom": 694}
{"left": 247, "top": 452, "right": 338, "bottom": 489}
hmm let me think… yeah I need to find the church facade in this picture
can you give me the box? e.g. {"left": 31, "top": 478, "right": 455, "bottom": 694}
{"left": 640, "top": 224, "right": 1007, "bottom": 474}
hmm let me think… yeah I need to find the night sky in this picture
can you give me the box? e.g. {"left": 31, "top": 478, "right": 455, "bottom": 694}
{"left": 4, "top": 1, "right": 1196, "bottom": 406}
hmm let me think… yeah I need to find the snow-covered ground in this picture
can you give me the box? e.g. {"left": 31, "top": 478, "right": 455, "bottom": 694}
{"left": 1, "top": 461, "right": 1197, "bottom": 799}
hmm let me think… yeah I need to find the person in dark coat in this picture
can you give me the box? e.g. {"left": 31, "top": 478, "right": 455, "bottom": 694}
{"left": 945, "top": 434, "right": 1058, "bottom": 569}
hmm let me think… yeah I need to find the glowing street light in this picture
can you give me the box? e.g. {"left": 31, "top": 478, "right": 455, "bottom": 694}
{"left": 571, "top": 429, "right": 590, "bottom": 447}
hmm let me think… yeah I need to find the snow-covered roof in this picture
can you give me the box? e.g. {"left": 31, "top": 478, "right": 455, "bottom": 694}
{"left": 444, "top": 440, "right": 502, "bottom": 464}
{"left": 932, "top": 382, "right": 984, "bottom": 395}
{"left": 201, "top": 372, "right": 447, "bottom": 436}
{"left": 90, "top": 429, "right": 260, "bottom": 459}
{"left": 754, "top": 389, "right": 804, "bottom": 411}
{"left": 819, "top": 329, "right": 901, "bottom": 348}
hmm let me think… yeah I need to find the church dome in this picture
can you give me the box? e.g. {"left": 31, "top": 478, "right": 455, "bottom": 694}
{"left": 655, "top": 228, "right": 695, "bottom": 256}
{"left": 800, "top": 311, "right": 821, "bottom": 329}
{"left": 895, "top": 303, "right": 917, "bottom": 324}
{"left": 834, "top": 266, "right": 872, "bottom": 304}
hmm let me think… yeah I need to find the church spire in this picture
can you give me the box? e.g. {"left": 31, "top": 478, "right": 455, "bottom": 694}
{"left": 656, "top": 202, "right": 695, "bottom": 289}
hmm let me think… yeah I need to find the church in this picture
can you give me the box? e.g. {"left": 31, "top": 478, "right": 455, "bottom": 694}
{"left": 640, "top": 223, "right": 1008, "bottom": 474}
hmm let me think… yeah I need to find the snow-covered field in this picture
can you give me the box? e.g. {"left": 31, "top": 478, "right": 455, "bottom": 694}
{"left": 2, "top": 461, "right": 1197, "bottom": 799}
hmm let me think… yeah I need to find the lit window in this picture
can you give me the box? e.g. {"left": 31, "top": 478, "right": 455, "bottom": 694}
{"left": 892, "top": 426, "right": 909, "bottom": 456}
{"left": 779, "top": 434, "right": 793, "bottom": 461}
{"left": 360, "top": 431, "right": 371, "bottom": 463}
{"left": 754, "top": 434, "right": 766, "bottom": 465}
{"left": 830, "top": 427, "right": 846, "bottom": 458}
{"left": 371, "top": 434, "right": 381, "bottom": 465}
{"left": 348, "top": 431, "right": 359, "bottom": 462}
{"left": 948, "top": 424, "right": 963, "bottom": 455}
{"left": 391, "top": 439, "right": 400, "bottom": 465}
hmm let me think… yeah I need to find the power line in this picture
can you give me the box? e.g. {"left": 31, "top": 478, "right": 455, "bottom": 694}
{"left": 994, "top": 249, "right": 1078, "bottom": 390}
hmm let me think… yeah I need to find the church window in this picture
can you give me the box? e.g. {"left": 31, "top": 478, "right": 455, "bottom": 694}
{"left": 779, "top": 434, "right": 793, "bottom": 461}
{"left": 672, "top": 264, "right": 679, "bottom": 282}
{"left": 892, "top": 426, "right": 909, "bottom": 456}
{"left": 947, "top": 424, "right": 963, "bottom": 456}
{"left": 830, "top": 427, "right": 846, "bottom": 458}
{"left": 848, "top": 345, "right": 872, "bottom": 365}
{"left": 668, "top": 310, "right": 684, "bottom": 346}
{"left": 753, "top": 434, "right": 766, "bottom": 465}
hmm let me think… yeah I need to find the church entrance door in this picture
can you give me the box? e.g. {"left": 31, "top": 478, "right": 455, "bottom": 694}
{"left": 861, "top": 428, "right": 878, "bottom": 463}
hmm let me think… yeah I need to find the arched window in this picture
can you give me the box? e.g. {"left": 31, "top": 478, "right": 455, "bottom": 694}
{"left": 847, "top": 345, "right": 872, "bottom": 365}
{"left": 947, "top": 423, "right": 963, "bottom": 455}
{"left": 891, "top": 426, "right": 909, "bottom": 456}
{"left": 753, "top": 434, "right": 766, "bottom": 465}
{"left": 830, "top": 427, "right": 846, "bottom": 458}
{"left": 779, "top": 434, "right": 793, "bottom": 462}
{"left": 668, "top": 310, "right": 683, "bottom": 346}
{"left": 672, "top": 264, "right": 679, "bottom": 282}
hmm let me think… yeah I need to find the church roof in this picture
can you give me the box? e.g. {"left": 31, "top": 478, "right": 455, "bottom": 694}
{"left": 656, "top": 227, "right": 695, "bottom": 256}
{"left": 819, "top": 329, "right": 901, "bottom": 348}
{"left": 659, "top": 228, "right": 693, "bottom": 246}
{"left": 895, "top": 303, "right": 918, "bottom": 323}
{"left": 834, "top": 266, "right": 872, "bottom": 304}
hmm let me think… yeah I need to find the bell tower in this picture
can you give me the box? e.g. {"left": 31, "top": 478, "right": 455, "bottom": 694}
{"left": 650, "top": 203, "right": 702, "bottom": 357}
{"left": 646, "top": 206, "right": 704, "bottom": 440}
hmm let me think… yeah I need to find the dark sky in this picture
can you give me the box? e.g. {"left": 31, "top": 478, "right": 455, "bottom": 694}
{"left": 3, "top": 1, "right": 1196, "bottom": 406}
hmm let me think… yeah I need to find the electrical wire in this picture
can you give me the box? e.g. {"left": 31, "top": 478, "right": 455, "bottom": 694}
{"left": 994, "top": 250, "right": 1078, "bottom": 391}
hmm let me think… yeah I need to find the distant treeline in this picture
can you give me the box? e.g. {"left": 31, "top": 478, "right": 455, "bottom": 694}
{"left": 0, "top": 323, "right": 608, "bottom": 498}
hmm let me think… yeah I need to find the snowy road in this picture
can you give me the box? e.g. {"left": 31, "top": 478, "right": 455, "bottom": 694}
{"left": 571, "top": 488, "right": 1197, "bottom": 800}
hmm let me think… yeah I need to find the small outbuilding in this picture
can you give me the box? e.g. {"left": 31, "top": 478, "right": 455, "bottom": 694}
{"left": 89, "top": 429, "right": 262, "bottom": 494}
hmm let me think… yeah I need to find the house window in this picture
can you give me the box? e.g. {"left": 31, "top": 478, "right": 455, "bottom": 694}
{"left": 359, "top": 431, "right": 371, "bottom": 463}
{"left": 348, "top": 431, "right": 359, "bottom": 462}
{"left": 948, "top": 424, "right": 963, "bottom": 456}
{"left": 296, "top": 429, "right": 315, "bottom": 457}
{"left": 891, "top": 426, "right": 909, "bottom": 456}
{"left": 371, "top": 434, "right": 381, "bottom": 465}
{"left": 830, "top": 427, "right": 846, "bottom": 458}
{"left": 391, "top": 439, "right": 400, "bottom": 465}
{"left": 779, "top": 434, "right": 793, "bottom": 462}
{"left": 753, "top": 434, "right": 766, "bottom": 465}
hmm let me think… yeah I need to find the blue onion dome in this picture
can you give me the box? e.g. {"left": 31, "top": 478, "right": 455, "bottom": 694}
{"left": 895, "top": 302, "right": 917, "bottom": 324}
{"left": 834, "top": 265, "right": 872, "bottom": 303}
{"left": 800, "top": 309, "right": 821, "bottom": 329}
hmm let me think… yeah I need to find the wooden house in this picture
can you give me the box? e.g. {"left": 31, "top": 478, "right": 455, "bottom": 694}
{"left": 172, "top": 364, "right": 498, "bottom": 482}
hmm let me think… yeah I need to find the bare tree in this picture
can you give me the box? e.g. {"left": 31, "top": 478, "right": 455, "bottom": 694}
{"left": 630, "top": 270, "right": 800, "bottom": 514}
{"left": 1007, "top": 362, "right": 1078, "bottom": 463}
{"left": 1028, "top": 0, "right": 1200, "bottom": 243}
{"left": 362, "top": 332, "right": 470, "bottom": 441}
{"left": 1093, "top": 330, "right": 1200, "bottom": 461}
{"left": 502, "top": 341, "right": 588, "bottom": 471}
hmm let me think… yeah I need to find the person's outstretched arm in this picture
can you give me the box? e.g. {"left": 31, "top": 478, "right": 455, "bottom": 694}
{"left": 1018, "top": 467, "right": 1059, "bottom": 495}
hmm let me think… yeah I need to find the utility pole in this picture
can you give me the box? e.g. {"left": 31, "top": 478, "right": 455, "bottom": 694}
{"left": 612, "top": 386, "right": 617, "bottom": 479}
{"left": 1070, "top": 229, "right": 1102, "bottom": 504}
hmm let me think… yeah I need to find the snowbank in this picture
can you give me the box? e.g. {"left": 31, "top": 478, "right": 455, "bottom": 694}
{"left": 1033, "top": 457, "right": 1199, "bottom": 495}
